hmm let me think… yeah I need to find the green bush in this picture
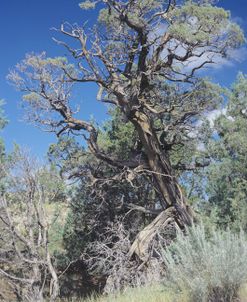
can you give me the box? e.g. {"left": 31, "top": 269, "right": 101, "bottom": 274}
{"left": 164, "top": 224, "right": 247, "bottom": 302}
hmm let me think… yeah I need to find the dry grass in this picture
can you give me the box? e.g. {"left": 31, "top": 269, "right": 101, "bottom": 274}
{"left": 0, "top": 278, "right": 16, "bottom": 302}
{"left": 239, "top": 283, "right": 247, "bottom": 302}
{"left": 59, "top": 285, "right": 189, "bottom": 302}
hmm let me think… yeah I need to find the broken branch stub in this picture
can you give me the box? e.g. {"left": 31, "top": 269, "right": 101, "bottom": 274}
{"left": 128, "top": 206, "right": 176, "bottom": 262}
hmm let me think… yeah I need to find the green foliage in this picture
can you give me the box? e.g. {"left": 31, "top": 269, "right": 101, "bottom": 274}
{"left": 98, "top": 108, "right": 137, "bottom": 160}
{"left": 0, "top": 99, "right": 7, "bottom": 130}
{"left": 203, "top": 73, "right": 247, "bottom": 231}
{"left": 62, "top": 189, "right": 91, "bottom": 260}
{"left": 0, "top": 101, "right": 7, "bottom": 193}
{"left": 7, "top": 53, "right": 76, "bottom": 129}
{"left": 79, "top": 1, "right": 97, "bottom": 10}
{"left": 169, "top": 2, "right": 244, "bottom": 47}
{"left": 0, "top": 100, "right": 7, "bottom": 159}
{"left": 81, "top": 0, "right": 244, "bottom": 55}
{"left": 164, "top": 224, "right": 247, "bottom": 302}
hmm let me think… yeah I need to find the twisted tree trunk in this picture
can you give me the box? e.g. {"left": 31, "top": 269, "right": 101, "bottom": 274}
{"left": 129, "top": 110, "right": 194, "bottom": 260}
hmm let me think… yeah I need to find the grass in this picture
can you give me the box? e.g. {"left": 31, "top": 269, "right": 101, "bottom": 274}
{"left": 57, "top": 283, "right": 247, "bottom": 302}
{"left": 239, "top": 283, "right": 247, "bottom": 302}
{"left": 59, "top": 284, "right": 190, "bottom": 302}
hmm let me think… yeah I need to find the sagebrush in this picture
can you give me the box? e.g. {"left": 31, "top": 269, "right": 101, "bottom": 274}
{"left": 164, "top": 224, "right": 247, "bottom": 302}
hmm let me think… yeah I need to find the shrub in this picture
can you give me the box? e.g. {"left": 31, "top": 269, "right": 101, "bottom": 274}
{"left": 164, "top": 224, "right": 247, "bottom": 302}
{"left": 84, "top": 222, "right": 164, "bottom": 294}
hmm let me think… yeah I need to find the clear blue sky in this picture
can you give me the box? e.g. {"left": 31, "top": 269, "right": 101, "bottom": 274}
{"left": 0, "top": 0, "right": 247, "bottom": 158}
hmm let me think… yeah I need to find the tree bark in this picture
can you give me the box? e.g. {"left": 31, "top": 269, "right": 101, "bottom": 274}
{"left": 47, "top": 251, "right": 60, "bottom": 302}
{"left": 128, "top": 110, "right": 194, "bottom": 260}
{"left": 128, "top": 207, "right": 176, "bottom": 261}
{"left": 30, "top": 264, "right": 44, "bottom": 302}
{"left": 132, "top": 110, "right": 193, "bottom": 221}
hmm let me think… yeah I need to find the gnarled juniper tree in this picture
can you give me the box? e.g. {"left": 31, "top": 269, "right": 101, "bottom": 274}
{"left": 8, "top": 0, "right": 244, "bottom": 260}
